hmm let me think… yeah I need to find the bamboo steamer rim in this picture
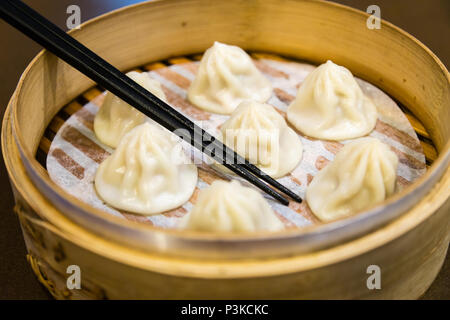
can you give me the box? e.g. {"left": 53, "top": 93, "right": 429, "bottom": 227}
{"left": 3, "top": 103, "right": 450, "bottom": 278}
{"left": 3, "top": 0, "right": 450, "bottom": 264}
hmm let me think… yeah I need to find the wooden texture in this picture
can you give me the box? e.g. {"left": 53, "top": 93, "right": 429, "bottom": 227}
{"left": 2, "top": 0, "right": 449, "bottom": 299}
{"left": 3, "top": 106, "right": 449, "bottom": 298}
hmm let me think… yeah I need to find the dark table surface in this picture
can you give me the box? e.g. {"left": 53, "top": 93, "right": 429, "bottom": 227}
{"left": 0, "top": 0, "right": 448, "bottom": 299}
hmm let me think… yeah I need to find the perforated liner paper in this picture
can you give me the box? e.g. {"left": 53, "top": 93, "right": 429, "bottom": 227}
{"left": 47, "top": 58, "right": 426, "bottom": 229}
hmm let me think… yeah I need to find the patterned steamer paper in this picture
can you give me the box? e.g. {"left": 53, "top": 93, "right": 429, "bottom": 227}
{"left": 47, "top": 58, "right": 426, "bottom": 229}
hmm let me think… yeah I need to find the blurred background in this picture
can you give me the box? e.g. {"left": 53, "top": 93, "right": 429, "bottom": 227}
{"left": 0, "top": 0, "right": 448, "bottom": 299}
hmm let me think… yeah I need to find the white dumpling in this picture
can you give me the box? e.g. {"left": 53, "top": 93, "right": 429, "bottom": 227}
{"left": 188, "top": 42, "right": 272, "bottom": 114}
{"left": 180, "top": 180, "right": 284, "bottom": 232}
{"left": 306, "top": 137, "right": 398, "bottom": 221}
{"left": 287, "top": 60, "right": 377, "bottom": 140}
{"left": 217, "top": 100, "right": 302, "bottom": 178}
{"left": 94, "top": 71, "right": 167, "bottom": 148}
{"left": 95, "top": 122, "right": 197, "bottom": 215}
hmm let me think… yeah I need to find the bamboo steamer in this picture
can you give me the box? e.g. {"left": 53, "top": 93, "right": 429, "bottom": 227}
{"left": 2, "top": 0, "right": 449, "bottom": 299}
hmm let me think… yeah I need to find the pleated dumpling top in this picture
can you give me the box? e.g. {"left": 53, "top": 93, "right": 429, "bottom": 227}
{"left": 188, "top": 42, "right": 272, "bottom": 114}
{"left": 94, "top": 71, "right": 167, "bottom": 148}
{"left": 95, "top": 123, "right": 198, "bottom": 215}
{"left": 219, "top": 100, "right": 302, "bottom": 178}
{"left": 307, "top": 137, "right": 398, "bottom": 221}
{"left": 287, "top": 60, "right": 377, "bottom": 140}
{"left": 181, "top": 180, "right": 284, "bottom": 232}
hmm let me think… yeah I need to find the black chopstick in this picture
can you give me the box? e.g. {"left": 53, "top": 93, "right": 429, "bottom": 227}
{"left": 0, "top": 1, "right": 290, "bottom": 205}
{"left": 8, "top": 0, "right": 303, "bottom": 205}
{"left": 0, "top": 0, "right": 302, "bottom": 205}
{"left": 6, "top": 0, "right": 303, "bottom": 205}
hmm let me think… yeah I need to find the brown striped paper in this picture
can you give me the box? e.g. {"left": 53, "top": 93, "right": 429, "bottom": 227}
{"left": 47, "top": 58, "right": 426, "bottom": 229}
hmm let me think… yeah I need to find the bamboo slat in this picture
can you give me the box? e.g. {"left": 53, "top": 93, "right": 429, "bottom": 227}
{"left": 404, "top": 112, "right": 429, "bottom": 139}
{"left": 39, "top": 137, "right": 51, "bottom": 154}
{"left": 167, "top": 57, "right": 192, "bottom": 65}
{"left": 63, "top": 101, "right": 83, "bottom": 116}
{"left": 82, "top": 87, "right": 103, "bottom": 102}
{"left": 143, "top": 62, "right": 167, "bottom": 71}
{"left": 48, "top": 116, "right": 65, "bottom": 134}
{"left": 421, "top": 140, "right": 438, "bottom": 163}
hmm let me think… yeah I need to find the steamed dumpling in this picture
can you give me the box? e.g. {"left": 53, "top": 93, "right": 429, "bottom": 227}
{"left": 180, "top": 180, "right": 284, "bottom": 232}
{"left": 94, "top": 71, "right": 167, "bottom": 148}
{"left": 306, "top": 137, "right": 398, "bottom": 221}
{"left": 188, "top": 42, "right": 272, "bottom": 114}
{"left": 287, "top": 60, "right": 377, "bottom": 140}
{"left": 95, "top": 123, "right": 197, "bottom": 215}
{"left": 218, "top": 100, "right": 302, "bottom": 178}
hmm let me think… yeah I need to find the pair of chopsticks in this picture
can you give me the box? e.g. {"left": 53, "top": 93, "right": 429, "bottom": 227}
{"left": 0, "top": 0, "right": 302, "bottom": 205}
